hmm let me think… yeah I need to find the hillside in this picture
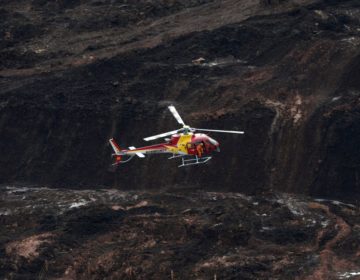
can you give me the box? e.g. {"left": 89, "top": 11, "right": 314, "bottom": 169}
{"left": 0, "top": 0, "right": 359, "bottom": 200}
{"left": 1, "top": 186, "right": 360, "bottom": 279}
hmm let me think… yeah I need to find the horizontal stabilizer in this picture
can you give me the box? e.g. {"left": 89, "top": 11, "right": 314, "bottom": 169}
{"left": 128, "top": 146, "right": 145, "bottom": 158}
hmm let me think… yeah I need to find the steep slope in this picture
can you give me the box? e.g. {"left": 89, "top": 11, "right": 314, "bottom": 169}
{"left": 0, "top": 0, "right": 359, "bottom": 200}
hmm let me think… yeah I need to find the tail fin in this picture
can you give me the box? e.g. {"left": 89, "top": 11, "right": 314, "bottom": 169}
{"left": 109, "top": 138, "right": 123, "bottom": 165}
{"left": 109, "top": 138, "right": 136, "bottom": 165}
{"left": 109, "top": 138, "right": 121, "bottom": 155}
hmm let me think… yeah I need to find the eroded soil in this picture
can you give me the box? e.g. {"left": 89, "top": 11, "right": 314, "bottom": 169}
{"left": 0, "top": 0, "right": 359, "bottom": 200}
{"left": 1, "top": 186, "right": 360, "bottom": 279}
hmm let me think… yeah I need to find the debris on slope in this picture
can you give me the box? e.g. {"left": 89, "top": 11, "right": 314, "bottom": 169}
{"left": 0, "top": 186, "right": 359, "bottom": 279}
{"left": 0, "top": 0, "right": 359, "bottom": 199}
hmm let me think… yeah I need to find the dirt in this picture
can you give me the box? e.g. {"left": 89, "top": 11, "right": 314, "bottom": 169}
{"left": 0, "top": 1, "right": 360, "bottom": 198}
{"left": 1, "top": 186, "right": 360, "bottom": 279}
{"left": 1, "top": 1, "right": 360, "bottom": 278}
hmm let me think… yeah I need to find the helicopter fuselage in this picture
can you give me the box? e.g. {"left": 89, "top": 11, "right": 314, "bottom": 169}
{"left": 166, "top": 133, "right": 220, "bottom": 156}
{"left": 109, "top": 133, "right": 220, "bottom": 165}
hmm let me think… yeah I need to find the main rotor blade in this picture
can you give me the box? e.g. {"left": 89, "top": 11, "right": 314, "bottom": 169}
{"left": 143, "top": 129, "right": 181, "bottom": 141}
{"left": 168, "top": 105, "right": 185, "bottom": 126}
{"left": 194, "top": 128, "right": 245, "bottom": 134}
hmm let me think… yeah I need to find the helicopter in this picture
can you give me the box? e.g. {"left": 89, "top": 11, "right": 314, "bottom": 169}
{"left": 109, "top": 105, "right": 244, "bottom": 167}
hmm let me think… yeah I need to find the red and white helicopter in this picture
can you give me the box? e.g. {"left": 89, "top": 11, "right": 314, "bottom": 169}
{"left": 109, "top": 105, "right": 244, "bottom": 167}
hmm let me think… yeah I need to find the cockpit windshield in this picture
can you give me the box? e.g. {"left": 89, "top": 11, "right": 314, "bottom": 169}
{"left": 208, "top": 137, "right": 218, "bottom": 146}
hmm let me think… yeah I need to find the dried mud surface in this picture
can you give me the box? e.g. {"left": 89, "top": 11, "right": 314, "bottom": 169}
{"left": 1, "top": 1, "right": 360, "bottom": 279}
{"left": 0, "top": 0, "right": 360, "bottom": 199}
{"left": 1, "top": 186, "right": 360, "bottom": 279}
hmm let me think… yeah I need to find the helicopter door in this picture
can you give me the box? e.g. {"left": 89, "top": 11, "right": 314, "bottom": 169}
{"left": 194, "top": 142, "right": 205, "bottom": 156}
{"left": 186, "top": 143, "right": 196, "bottom": 154}
{"left": 204, "top": 140, "right": 211, "bottom": 153}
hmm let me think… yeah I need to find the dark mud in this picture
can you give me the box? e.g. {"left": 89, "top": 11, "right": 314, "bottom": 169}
{"left": 0, "top": 0, "right": 359, "bottom": 200}
{"left": 1, "top": 186, "right": 360, "bottom": 279}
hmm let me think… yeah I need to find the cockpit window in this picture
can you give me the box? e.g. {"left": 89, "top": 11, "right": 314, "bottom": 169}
{"left": 208, "top": 137, "right": 218, "bottom": 145}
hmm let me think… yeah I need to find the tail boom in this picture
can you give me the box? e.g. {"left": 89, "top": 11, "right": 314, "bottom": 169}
{"left": 109, "top": 138, "right": 177, "bottom": 165}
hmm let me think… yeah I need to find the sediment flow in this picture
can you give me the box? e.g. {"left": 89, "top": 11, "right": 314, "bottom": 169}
{"left": 0, "top": 1, "right": 359, "bottom": 198}
{"left": 1, "top": 186, "right": 360, "bottom": 279}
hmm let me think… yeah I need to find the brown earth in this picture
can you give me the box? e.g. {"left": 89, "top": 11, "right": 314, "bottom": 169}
{"left": 0, "top": 0, "right": 359, "bottom": 201}
{"left": 1, "top": 186, "right": 360, "bottom": 279}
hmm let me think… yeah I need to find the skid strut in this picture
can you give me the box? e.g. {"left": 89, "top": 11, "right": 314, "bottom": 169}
{"left": 168, "top": 154, "right": 185, "bottom": 159}
{"left": 178, "top": 155, "right": 212, "bottom": 167}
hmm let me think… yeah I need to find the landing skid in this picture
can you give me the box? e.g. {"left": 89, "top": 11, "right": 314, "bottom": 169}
{"left": 178, "top": 155, "right": 212, "bottom": 167}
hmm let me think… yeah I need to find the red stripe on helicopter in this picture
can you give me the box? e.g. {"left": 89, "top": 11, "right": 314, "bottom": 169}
{"left": 126, "top": 143, "right": 175, "bottom": 152}
{"left": 110, "top": 139, "right": 122, "bottom": 151}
